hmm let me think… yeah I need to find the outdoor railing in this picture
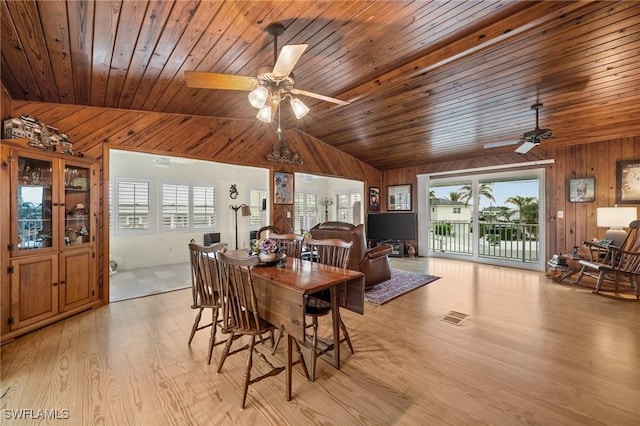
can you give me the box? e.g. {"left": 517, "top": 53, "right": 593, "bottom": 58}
{"left": 429, "top": 221, "right": 540, "bottom": 263}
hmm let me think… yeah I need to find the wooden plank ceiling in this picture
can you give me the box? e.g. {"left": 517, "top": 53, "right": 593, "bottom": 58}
{"left": 1, "top": 1, "right": 638, "bottom": 170}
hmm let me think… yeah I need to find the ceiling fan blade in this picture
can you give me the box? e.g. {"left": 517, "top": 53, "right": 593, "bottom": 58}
{"left": 272, "top": 44, "right": 308, "bottom": 78}
{"left": 290, "top": 88, "right": 350, "bottom": 106}
{"left": 185, "top": 71, "right": 257, "bottom": 91}
{"left": 483, "top": 140, "right": 520, "bottom": 149}
{"left": 515, "top": 141, "right": 537, "bottom": 154}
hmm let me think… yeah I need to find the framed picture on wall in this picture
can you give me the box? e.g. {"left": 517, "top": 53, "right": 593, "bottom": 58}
{"left": 274, "top": 172, "right": 293, "bottom": 204}
{"left": 387, "top": 184, "right": 412, "bottom": 211}
{"left": 616, "top": 160, "right": 640, "bottom": 204}
{"left": 369, "top": 187, "right": 380, "bottom": 211}
{"left": 568, "top": 177, "right": 595, "bottom": 202}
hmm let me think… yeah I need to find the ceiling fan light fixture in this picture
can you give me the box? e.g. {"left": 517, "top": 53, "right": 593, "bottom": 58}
{"left": 290, "top": 97, "right": 310, "bottom": 119}
{"left": 256, "top": 104, "right": 272, "bottom": 123}
{"left": 248, "top": 86, "right": 269, "bottom": 108}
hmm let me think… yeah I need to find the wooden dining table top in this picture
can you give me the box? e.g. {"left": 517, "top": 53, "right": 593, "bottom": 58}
{"left": 225, "top": 250, "right": 364, "bottom": 291}
{"left": 253, "top": 257, "right": 364, "bottom": 292}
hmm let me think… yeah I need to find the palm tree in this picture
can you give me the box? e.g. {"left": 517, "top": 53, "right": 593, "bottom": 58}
{"left": 459, "top": 183, "right": 495, "bottom": 206}
{"left": 506, "top": 196, "right": 538, "bottom": 238}
{"left": 520, "top": 199, "right": 539, "bottom": 225}
{"left": 505, "top": 196, "right": 536, "bottom": 223}
{"left": 448, "top": 191, "right": 461, "bottom": 202}
{"left": 497, "top": 206, "right": 516, "bottom": 222}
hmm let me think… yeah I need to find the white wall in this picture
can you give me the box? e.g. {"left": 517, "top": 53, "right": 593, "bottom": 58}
{"left": 109, "top": 150, "right": 269, "bottom": 270}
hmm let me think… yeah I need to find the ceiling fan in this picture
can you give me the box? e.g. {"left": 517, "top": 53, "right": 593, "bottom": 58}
{"left": 185, "top": 22, "right": 349, "bottom": 128}
{"left": 514, "top": 103, "right": 553, "bottom": 153}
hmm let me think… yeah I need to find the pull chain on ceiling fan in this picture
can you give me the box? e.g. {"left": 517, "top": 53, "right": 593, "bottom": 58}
{"left": 185, "top": 22, "right": 349, "bottom": 128}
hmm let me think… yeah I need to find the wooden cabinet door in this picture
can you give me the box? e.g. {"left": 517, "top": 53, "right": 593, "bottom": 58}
{"left": 10, "top": 254, "right": 58, "bottom": 330}
{"left": 59, "top": 248, "right": 95, "bottom": 312}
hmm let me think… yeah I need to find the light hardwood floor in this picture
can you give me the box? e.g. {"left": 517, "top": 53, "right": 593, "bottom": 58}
{"left": 1, "top": 257, "right": 638, "bottom": 425}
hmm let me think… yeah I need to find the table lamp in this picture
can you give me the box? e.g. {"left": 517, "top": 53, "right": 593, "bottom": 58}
{"left": 596, "top": 206, "right": 637, "bottom": 246}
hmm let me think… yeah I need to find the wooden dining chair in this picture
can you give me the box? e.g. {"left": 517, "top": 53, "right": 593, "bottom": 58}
{"left": 187, "top": 240, "right": 227, "bottom": 364}
{"left": 216, "top": 252, "right": 296, "bottom": 408}
{"left": 257, "top": 225, "right": 280, "bottom": 240}
{"left": 269, "top": 232, "right": 304, "bottom": 259}
{"left": 302, "top": 237, "right": 354, "bottom": 381}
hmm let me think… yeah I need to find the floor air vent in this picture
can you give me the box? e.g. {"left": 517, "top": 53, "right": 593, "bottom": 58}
{"left": 440, "top": 311, "right": 469, "bottom": 326}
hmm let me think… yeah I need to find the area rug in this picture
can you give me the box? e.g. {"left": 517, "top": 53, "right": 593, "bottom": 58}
{"left": 364, "top": 269, "right": 441, "bottom": 305}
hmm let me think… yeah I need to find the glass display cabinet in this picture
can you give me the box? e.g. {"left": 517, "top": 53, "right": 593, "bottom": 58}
{"left": 1, "top": 139, "right": 100, "bottom": 340}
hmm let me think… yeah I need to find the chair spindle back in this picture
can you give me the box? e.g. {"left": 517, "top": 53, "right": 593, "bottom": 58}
{"left": 303, "top": 237, "right": 353, "bottom": 268}
{"left": 188, "top": 240, "right": 227, "bottom": 309}
{"left": 217, "top": 252, "right": 261, "bottom": 333}
{"left": 269, "top": 233, "right": 304, "bottom": 259}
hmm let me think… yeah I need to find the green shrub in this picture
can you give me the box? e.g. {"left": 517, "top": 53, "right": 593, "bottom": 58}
{"left": 486, "top": 234, "right": 501, "bottom": 246}
{"left": 484, "top": 225, "right": 518, "bottom": 241}
{"left": 434, "top": 223, "right": 452, "bottom": 236}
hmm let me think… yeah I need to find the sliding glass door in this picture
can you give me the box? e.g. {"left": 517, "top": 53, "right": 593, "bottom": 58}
{"left": 428, "top": 177, "right": 474, "bottom": 255}
{"left": 420, "top": 169, "right": 544, "bottom": 270}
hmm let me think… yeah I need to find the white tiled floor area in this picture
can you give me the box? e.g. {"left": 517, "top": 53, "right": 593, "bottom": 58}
{"left": 109, "top": 262, "right": 191, "bottom": 302}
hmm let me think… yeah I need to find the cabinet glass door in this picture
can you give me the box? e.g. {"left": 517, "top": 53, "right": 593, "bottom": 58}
{"left": 16, "top": 155, "right": 54, "bottom": 251}
{"left": 63, "top": 163, "right": 91, "bottom": 246}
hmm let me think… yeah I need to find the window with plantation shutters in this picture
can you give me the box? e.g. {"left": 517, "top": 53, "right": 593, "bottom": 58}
{"left": 337, "top": 190, "right": 362, "bottom": 224}
{"left": 193, "top": 185, "right": 216, "bottom": 228}
{"left": 162, "top": 183, "right": 190, "bottom": 229}
{"left": 249, "top": 189, "right": 267, "bottom": 227}
{"left": 116, "top": 179, "right": 151, "bottom": 231}
{"left": 294, "top": 192, "right": 319, "bottom": 233}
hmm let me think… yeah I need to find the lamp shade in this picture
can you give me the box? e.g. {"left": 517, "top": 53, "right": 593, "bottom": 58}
{"left": 248, "top": 86, "right": 269, "bottom": 108}
{"left": 241, "top": 205, "right": 251, "bottom": 217}
{"left": 596, "top": 207, "right": 637, "bottom": 228}
{"left": 256, "top": 104, "right": 272, "bottom": 122}
{"left": 290, "top": 97, "right": 310, "bottom": 119}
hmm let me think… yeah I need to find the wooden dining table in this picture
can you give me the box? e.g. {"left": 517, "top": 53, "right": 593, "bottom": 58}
{"left": 226, "top": 251, "right": 365, "bottom": 400}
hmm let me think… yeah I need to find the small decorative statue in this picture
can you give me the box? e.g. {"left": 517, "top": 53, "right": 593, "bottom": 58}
{"left": 229, "top": 184, "right": 238, "bottom": 199}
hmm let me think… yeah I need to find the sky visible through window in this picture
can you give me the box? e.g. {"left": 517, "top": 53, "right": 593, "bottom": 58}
{"left": 430, "top": 179, "right": 538, "bottom": 210}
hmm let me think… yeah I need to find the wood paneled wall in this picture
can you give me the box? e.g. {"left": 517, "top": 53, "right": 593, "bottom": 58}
{"left": 3, "top": 94, "right": 638, "bottom": 302}
{"left": 3, "top": 98, "right": 382, "bottom": 304}
{"left": 383, "top": 138, "right": 640, "bottom": 258}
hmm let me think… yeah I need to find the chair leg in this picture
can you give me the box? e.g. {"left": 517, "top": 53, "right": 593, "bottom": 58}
{"left": 310, "top": 315, "right": 320, "bottom": 382}
{"left": 293, "top": 338, "right": 310, "bottom": 380}
{"left": 595, "top": 271, "right": 605, "bottom": 293}
{"left": 188, "top": 307, "right": 204, "bottom": 345}
{"left": 241, "top": 336, "right": 256, "bottom": 409}
{"left": 272, "top": 328, "right": 283, "bottom": 355}
{"left": 340, "top": 318, "right": 354, "bottom": 354}
{"left": 217, "top": 331, "right": 236, "bottom": 374}
{"left": 207, "top": 308, "right": 219, "bottom": 365}
{"left": 574, "top": 266, "right": 587, "bottom": 284}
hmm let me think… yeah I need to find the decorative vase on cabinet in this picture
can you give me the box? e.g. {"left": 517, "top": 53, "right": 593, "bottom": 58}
{"left": 0, "top": 138, "right": 101, "bottom": 342}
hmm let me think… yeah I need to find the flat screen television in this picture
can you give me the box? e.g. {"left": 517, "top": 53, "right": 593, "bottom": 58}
{"left": 366, "top": 212, "right": 417, "bottom": 241}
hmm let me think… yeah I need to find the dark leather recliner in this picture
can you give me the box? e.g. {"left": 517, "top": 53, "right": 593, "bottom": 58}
{"left": 310, "top": 222, "right": 392, "bottom": 287}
